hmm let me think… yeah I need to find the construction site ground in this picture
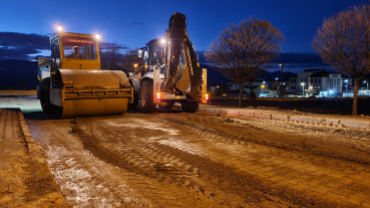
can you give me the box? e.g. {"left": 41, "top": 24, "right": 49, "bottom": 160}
{"left": 0, "top": 108, "right": 68, "bottom": 207}
{"left": 1, "top": 95, "right": 370, "bottom": 207}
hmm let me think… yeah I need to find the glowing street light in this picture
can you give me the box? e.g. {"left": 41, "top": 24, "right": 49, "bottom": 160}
{"left": 95, "top": 34, "right": 101, "bottom": 40}
{"left": 133, "top": 63, "right": 138, "bottom": 68}
{"left": 161, "top": 39, "right": 166, "bottom": 44}
{"left": 301, "top": 82, "right": 305, "bottom": 96}
{"left": 364, "top": 80, "right": 369, "bottom": 97}
{"left": 261, "top": 84, "right": 265, "bottom": 95}
{"left": 57, "top": 26, "right": 63, "bottom": 32}
{"left": 344, "top": 79, "right": 348, "bottom": 93}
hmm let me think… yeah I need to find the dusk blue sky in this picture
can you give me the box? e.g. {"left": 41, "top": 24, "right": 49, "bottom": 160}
{"left": 0, "top": 0, "right": 368, "bottom": 72}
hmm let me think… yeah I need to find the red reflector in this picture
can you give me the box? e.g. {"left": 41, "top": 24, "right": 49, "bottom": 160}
{"left": 156, "top": 92, "right": 161, "bottom": 100}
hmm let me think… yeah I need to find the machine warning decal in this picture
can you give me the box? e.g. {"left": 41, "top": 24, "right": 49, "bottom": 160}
{"left": 64, "top": 38, "right": 95, "bottom": 45}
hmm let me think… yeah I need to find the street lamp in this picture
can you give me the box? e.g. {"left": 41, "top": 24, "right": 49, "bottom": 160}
{"left": 301, "top": 82, "right": 305, "bottom": 96}
{"left": 364, "top": 80, "right": 369, "bottom": 97}
{"left": 261, "top": 81, "right": 266, "bottom": 95}
{"left": 279, "top": 63, "right": 284, "bottom": 100}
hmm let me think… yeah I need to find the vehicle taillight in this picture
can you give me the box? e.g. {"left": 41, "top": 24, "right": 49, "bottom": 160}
{"left": 156, "top": 92, "right": 161, "bottom": 100}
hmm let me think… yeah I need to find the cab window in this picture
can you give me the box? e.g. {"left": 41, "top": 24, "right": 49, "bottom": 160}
{"left": 62, "top": 37, "right": 97, "bottom": 60}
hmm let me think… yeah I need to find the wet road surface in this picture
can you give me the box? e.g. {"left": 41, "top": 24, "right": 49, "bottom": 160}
{"left": 25, "top": 111, "right": 370, "bottom": 207}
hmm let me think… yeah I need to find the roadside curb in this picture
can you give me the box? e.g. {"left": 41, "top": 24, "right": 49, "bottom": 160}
{"left": 199, "top": 107, "right": 370, "bottom": 131}
{"left": 17, "top": 110, "right": 69, "bottom": 206}
{"left": 18, "top": 111, "right": 48, "bottom": 164}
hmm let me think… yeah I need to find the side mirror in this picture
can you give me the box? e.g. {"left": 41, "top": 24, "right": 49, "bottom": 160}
{"left": 138, "top": 49, "right": 143, "bottom": 58}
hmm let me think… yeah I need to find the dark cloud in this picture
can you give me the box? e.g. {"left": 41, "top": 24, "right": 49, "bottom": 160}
{"left": 122, "top": 22, "right": 144, "bottom": 28}
{"left": 0, "top": 32, "right": 50, "bottom": 59}
{"left": 99, "top": 42, "right": 129, "bottom": 51}
{"left": 199, "top": 51, "right": 328, "bottom": 66}
{"left": 0, "top": 32, "right": 131, "bottom": 60}
{"left": 0, "top": 47, "right": 41, "bottom": 59}
{"left": 0, "top": 32, "right": 50, "bottom": 49}
{"left": 277, "top": 53, "right": 326, "bottom": 65}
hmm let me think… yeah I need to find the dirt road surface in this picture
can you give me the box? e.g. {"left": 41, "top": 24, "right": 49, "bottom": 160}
{"left": 0, "top": 109, "right": 67, "bottom": 207}
{"left": 25, "top": 110, "right": 370, "bottom": 207}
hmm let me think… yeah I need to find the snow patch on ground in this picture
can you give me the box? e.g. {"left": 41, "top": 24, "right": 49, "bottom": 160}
{"left": 157, "top": 138, "right": 205, "bottom": 157}
{"left": 106, "top": 119, "right": 180, "bottom": 135}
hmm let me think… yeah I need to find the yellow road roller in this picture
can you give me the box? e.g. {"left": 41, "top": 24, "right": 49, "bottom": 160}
{"left": 38, "top": 28, "right": 133, "bottom": 118}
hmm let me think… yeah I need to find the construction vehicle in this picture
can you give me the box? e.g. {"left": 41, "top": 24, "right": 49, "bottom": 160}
{"left": 38, "top": 28, "right": 133, "bottom": 118}
{"left": 129, "top": 12, "right": 208, "bottom": 113}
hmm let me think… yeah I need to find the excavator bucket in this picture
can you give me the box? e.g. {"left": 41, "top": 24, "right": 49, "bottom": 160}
{"left": 166, "top": 13, "right": 203, "bottom": 101}
{"left": 57, "top": 69, "right": 132, "bottom": 118}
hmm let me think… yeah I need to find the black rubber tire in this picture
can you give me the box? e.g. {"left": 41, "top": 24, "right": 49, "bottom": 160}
{"left": 36, "top": 85, "right": 40, "bottom": 99}
{"left": 128, "top": 98, "right": 139, "bottom": 110}
{"left": 182, "top": 101, "right": 199, "bottom": 113}
{"left": 140, "top": 79, "right": 156, "bottom": 113}
{"left": 40, "top": 78, "right": 63, "bottom": 117}
{"left": 159, "top": 101, "right": 175, "bottom": 110}
{"left": 40, "top": 78, "right": 53, "bottom": 114}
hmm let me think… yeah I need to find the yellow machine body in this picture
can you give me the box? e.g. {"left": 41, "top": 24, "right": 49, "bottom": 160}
{"left": 57, "top": 69, "right": 132, "bottom": 118}
{"left": 40, "top": 32, "right": 133, "bottom": 118}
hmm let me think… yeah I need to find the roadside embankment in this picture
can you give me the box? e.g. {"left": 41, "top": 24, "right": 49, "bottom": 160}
{"left": 0, "top": 108, "right": 68, "bottom": 207}
{"left": 199, "top": 105, "right": 370, "bottom": 130}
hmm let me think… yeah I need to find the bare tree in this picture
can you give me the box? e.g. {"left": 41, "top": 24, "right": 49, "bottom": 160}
{"left": 100, "top": 42, "right": 126, "bottom": 70}
{"left": 119, "top": 49, "right": 141, "bottom": 73}
{"left": 205, "top": 18, "right": 284, "bottom": 107}
{"left": 312, "top": 4, "right": 370, "bottom": 116}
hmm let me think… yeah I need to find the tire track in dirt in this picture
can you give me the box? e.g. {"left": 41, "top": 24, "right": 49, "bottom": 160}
{"left": 28, "top": 119, "right": 153, "bottom": 207}
{"left": 157, "top": 113, "right": 370, "bottom": 207}
{"left": 27, "top": 112, "right": 370, "bottom": 207}
{"left": 75, "top": 118, "right": 252, "bottom": 207}
{"left": 75, "top": 115, "right": 349, "bottom": 208}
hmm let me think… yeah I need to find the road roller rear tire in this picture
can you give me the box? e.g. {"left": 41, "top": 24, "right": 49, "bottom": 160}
{"left": 140, "top": 79, "right": 155, "bottom": 113}
{"left": 182, "top": 101, "right": 199, "bottom": 113}
{"left": 40, "top": 78, "right": 62, "bottom": 117}
{"left": 40, "top": 78, "right": 53, "bottom": 114}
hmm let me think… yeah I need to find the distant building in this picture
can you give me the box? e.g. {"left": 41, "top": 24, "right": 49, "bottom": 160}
{"left": 286, "top": 69, "right": 344, "bottom": 97}
{"left": 289, "top": 69, "right": 326, "bottom": 95}
{"left": 222, "top": 69, "right": 367, "bottom": 98}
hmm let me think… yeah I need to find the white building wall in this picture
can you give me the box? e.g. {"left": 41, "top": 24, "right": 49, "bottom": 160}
{"left": 322, "top": 77, "right": 328, "bottom": 90}
{"left": 328, "top": 74, "right": 342, "bottom": 93}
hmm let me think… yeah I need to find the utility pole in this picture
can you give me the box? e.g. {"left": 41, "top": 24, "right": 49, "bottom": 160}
{"left": 301, "top": 82, "right": 305, "bottom": 97}
{"left": 364, "top": 80, "right": 368, "bottom": 97}
{"left": 279, "top": 63, "right": 284, "bottom": 100}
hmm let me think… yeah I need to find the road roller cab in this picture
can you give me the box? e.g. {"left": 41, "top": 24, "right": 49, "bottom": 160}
{"left": 38, "top": 29, "right": 133, "bottom": 118}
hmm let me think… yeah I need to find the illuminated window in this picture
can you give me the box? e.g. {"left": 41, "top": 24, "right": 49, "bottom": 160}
{"left": 62, "top": 37, "right": 97, "bottom": 60}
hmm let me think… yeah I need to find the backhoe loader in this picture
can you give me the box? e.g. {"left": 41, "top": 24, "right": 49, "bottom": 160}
{"left": 129, "top": 12, "right": 208, "bottom": 113}
{"left": 38, "top": 29, "right": 133, "bottom": 118}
